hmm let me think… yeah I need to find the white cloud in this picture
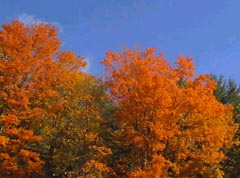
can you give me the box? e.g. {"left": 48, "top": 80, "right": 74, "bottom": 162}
{"left": 51, "top": 22, "right": 63, "bottom": 33}
{"left": 82, "top": 56, "right": 92, "bottom": 73}
{"left": 18, "top": 13, "right": 43, "bottom": 25}
{"left": 18, "top": 13, "right": 63, "bottom": 32}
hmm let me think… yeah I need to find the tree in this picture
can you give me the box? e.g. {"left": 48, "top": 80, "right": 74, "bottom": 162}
{"left": 0, "top": 20, "right": 62, "bottom": 177}
{"left": 0, "top": 20, "right": 115, "bottom": 178}
{"left": 0, "top": 20, "right": 237, "bottom": 177}
{"left": 39, "top": 73, "right": 114, "bottom": 177}
{"left": 102, "top": 48, "right": 235, "bottom": 177}
{"left": 212, "top": 75, "right": 240, "bottom": 178}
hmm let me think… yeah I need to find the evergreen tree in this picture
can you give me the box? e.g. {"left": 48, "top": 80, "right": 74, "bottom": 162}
{"left": 212, "top": 75, "right": 240, "bottom": 178}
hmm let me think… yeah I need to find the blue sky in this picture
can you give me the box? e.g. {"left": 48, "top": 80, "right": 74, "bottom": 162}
{"left": 1, "top": 0, "right": 240, "bottom": 82}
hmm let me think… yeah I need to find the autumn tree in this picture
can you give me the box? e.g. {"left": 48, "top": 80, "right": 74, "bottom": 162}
{"left": 39, "top": 73, "right": 114, "bottom": 178}
{"left": 102, "top": 48, "right": 235, "bottom": 177}
{"left": 0, "top": 19, "right": 237, "bottom": 178}
{"left": 0, "top": 20, "right": 62, "bottom": 177}
{"left": 0, "top": 20, "right": 113, "bottom": 178}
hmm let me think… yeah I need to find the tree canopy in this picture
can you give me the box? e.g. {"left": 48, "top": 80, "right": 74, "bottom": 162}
{"left": 0, "top": 20, "right": 237, "bottom": 178}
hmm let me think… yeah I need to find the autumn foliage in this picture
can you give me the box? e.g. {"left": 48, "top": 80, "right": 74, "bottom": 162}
{"left": 0, "top": 21, "right": 237, "bottom": 177}
{"left": 102, "top": 48, "right": 235, "bottom": 177}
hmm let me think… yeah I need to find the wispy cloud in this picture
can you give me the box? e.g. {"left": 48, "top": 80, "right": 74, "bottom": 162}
{"left": 18, "top": 13, "right": 63, "bottom": 32}
{"left": 82, "top": 56, "right": 92, "bottom": 73}
{"left": 18, "top": 13, "right": 44, "bottom": 25}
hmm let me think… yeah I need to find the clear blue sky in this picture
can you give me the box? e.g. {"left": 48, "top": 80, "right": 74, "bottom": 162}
{"left": 1, "top": 0, "right": 240, "bottom": 82}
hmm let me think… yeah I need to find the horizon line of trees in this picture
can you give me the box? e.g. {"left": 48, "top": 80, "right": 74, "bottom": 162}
{"left": 0, "top": 20, "right": 240, "bottom": 178}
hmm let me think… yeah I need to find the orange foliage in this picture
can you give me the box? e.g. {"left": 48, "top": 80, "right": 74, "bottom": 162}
{"left": 0, "top": 19, "right": 236, "bottom": 177}
{"left": 0, "top": 20, "right": 87, "bottom": 177}
{"left": 102, "top": 48, "right": 235, "bottom": 177}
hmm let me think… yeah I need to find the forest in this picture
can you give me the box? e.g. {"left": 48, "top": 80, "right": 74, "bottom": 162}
{"left": 0, "top": 20, "right": 240, "bottom": 178}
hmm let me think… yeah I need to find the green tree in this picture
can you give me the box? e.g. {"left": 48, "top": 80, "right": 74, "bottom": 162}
{"left": 212, "top": 75, "right": 240, "bottom": 178}
{"left": 213, "top": 75, "right": 240, "bottom": 122}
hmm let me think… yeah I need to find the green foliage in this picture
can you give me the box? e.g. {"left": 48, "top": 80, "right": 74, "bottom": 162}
{"left": 212, "top": 75, "right": 240, "bottom": 178}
